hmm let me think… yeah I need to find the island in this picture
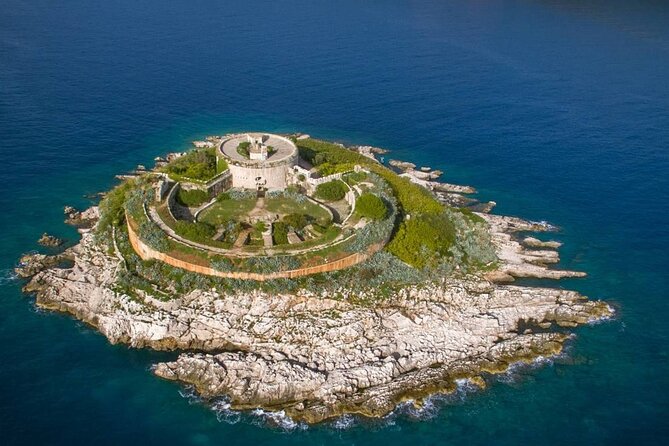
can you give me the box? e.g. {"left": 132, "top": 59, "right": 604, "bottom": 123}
{"left": 17, "top": 132, "right": 613, "bottom": 424}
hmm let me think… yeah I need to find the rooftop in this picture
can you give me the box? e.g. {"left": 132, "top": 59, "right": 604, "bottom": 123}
{"left": 220, "top": 133, "right": 297, "bottom": 164}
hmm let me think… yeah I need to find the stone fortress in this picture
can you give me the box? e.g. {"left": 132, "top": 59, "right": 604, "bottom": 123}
{"left": 219, "top": 133, "right": 299, "bottom": 192}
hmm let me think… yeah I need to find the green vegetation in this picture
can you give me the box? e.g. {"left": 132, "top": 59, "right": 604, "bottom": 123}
{"left": 102, "top": 136, "right": 497, "bottom": 304}
{"left": 297, "top": 139, "right": 366, "bottom": 174}
{"left": 198, "top": 197, "right": 257, "bottom": 226}
{"left": 355, "top": 193, "right": 387, "bottom": 220}
{"left": 264, "top": 195, "right": 331, "bottom": 224}
{"left": 97, "top": 179, "right": 135, "bottom": 235}
{"left": 176, "top": 188, "right": 209, "bottom": 207}
{"left": 163, "top": 148, "right": 226, "bottom": 182}
{"left": 344, "top": 170, "right": 367, "bottom": 184}
{"left": 315, "top": 180, "right": 347, "bottom": 201}
{"left": 283, "top": 213, "right": 308, "bottom": 230}
{"left": 237, "top": 141, "right": 251, "bottom": 158}
{"left": 273, "top": 222, "right": 289, "bottom": 245}
{"left": 386, "top": 213, "right": 455, "bottom": 269}
{"left": 296, "top": 138, "right": 451, "bottom": 268}
{"left": 173, "top": 220, "right": 216, "bottom": 244}
{"left": 297, "top": 138, "right": 442, "bottom": 215}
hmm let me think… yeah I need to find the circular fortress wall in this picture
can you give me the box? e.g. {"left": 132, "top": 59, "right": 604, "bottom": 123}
{"left": 219, "top": 133, "right": 298, "bottom": 191}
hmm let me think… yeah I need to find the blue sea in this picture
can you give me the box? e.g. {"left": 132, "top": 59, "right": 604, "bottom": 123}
{"left": 1, "top": 0, "right": 668, "bottom": 444}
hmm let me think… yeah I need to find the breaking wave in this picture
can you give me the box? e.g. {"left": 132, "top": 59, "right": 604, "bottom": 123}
{"left": 176, "top": 350, "right": 568, "bottom": 431}
{"left": 0, "top": 268, "right": 18, "bottom": 285}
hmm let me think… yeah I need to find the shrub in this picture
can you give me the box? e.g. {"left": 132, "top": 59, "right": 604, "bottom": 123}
{"left": 164, "top": 148, "right": 218, "bottom": 181}
{"left": 228, "top": 188, "right": 257, "bottom": 200}
{"left": 283, "top": 213, "right": 308, "bottom": 230}
{"left": 345, "top": 171, "right": 367, "bottom": 184}
{"left": 237, "top": 141, "right": 250, "bottom": 158}
{"left": 254, "top": 221, "right": 267, "bottom": 232}
{"left": 173, "top": 220, "right": 216, "bottom": 243}
{"left": 273, "top": 221, "right": 289, "bottom": 245}
{"left": 297, "top": 138, "right": 442, "bottom": 215}
{"left": 176, "top": 188, "right": 209, "bottom": 207}
{"left": 210, "top": 256, "right": 234, "bottom": 272}
{"left": 315, "top": 180, "right": 347, "bottom": 201}
{"left": 297, "top": 139, "right": 366, "bottom": 168}
{"left": 97, "top": 179, "right": 134, "bottom": 233}
{"left": 216, "top": 192, "right": 231, "bottom": 201}
{"left": 386, "top": 213, "right": 456, "bottom": 269}
{"left": 138, "top": 221, "right": 170, "bottom": 251}
{"left": 355, "top": 193, "right": 387, "bottom": 220}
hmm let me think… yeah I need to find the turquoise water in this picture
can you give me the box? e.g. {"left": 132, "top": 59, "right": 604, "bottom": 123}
{"left": 1, "top": 0, "right": 668, "bottom": 444}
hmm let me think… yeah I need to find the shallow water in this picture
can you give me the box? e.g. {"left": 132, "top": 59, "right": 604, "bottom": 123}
{"left": 1, "top": 0, "right": 668, "bottom": 444}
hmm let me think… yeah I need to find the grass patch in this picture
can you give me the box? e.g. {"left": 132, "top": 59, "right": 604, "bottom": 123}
{"left": 198, "top": 197, "right": 257, "bottom": 225}
{"left": 264, "top": 196, "right": 331, "bottom": 223}
{"left": 176, "top": 188, "right": 209, "bottom": 207}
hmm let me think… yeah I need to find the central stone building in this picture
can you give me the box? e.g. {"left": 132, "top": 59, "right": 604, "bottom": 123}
{"left": 218, "top": 133, "right": 299, "bottom": 191}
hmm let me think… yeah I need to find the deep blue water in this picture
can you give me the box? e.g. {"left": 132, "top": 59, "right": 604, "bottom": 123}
{"left": 1, "top": 0, "right": 668, "bottom": 444}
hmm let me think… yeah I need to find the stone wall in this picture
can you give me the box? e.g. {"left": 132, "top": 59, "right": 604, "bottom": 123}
{"left": 227, "top": 153, "right": 298, "bottom": 191}
{"left": 127, "top": 218, "right": 382, "bottom": 281}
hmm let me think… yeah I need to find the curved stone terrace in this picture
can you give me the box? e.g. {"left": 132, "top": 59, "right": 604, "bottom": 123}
{"left": 150, "top": 181, "right": 365, "bottom": 259}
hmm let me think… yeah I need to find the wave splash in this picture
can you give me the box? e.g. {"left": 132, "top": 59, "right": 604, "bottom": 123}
{"left": 0, "top": 268, "right": 18, "bottom": 285}
{"left": 175, "top": 351, "right": 565, "bottom": 431}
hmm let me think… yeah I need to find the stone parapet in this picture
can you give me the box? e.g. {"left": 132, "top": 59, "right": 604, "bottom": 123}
{"left": 127, "top": 216, "right": 382, "bottom": 281}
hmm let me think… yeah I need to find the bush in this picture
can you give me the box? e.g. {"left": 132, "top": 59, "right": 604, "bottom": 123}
{"left": 138, "top": 221, "right": 170, "bottom": 251}
{"left": 273, "top": 222, "right": 289, "bottom": 245}
{"left": 297, "top": 139, "right": 366, "bottom": 169}
{"left": 315, "top": 180, "right": 347, "bottom": 201}
{"left": 173, "top": 220, "right": 216, "bottom": 243}
{"left": 164, "top": 149, "right": 218, "bottom": 181}
{"left": 386, "top": 213, "right": 456, "bottom": 269}
{"left": 237, "top": 141, "right": 250, "bottom": 158}
{"left": 228, "top": 188, "right": 257, "bottom": 200}
{"left": 283, "top": 213, "right": 308, "bottom": 230}
{"left": 345, "top": 171, "right": 367, "bottom": 184}
{"left": 176, "top": 188, "right": 209, "bottom": 207}
{"left": 97, "top": 179, "right": 134, "bottom": 233}
{"left": 355, "top": 193, "right": 387, "bottom": 220}
{"left": 298, "top": 138, "right": 442, "bottom": 215}
{"left": 210, "top": 256, "right": 234, "bottom": 272}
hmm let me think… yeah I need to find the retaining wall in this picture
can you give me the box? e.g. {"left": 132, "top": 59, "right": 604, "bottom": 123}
{"left": 127, "top": 217, "right": 383, "bottom": 281}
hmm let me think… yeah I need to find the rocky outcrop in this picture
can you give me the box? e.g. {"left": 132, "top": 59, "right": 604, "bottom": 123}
{"left": 354, "top": 145, "right": 388, "bottom": 161}
{"left": 389, "top": 159, "right": 416, "bottom": 171}
{"left": 38, "top": 233, "right": 64, "bottom": 247}
{"left": 64, "top": 206, "right": 99, "bottom": 227}
{"left": 20, "top": 211, "right": 612, "bottom": 423}
{"left": 15, "top": 252, "right": 72, "bottom": 278}
{"left": 523, "top": 237, "right": 563, "bottom": 249}
{"left": 481, "top": 214, "right": 585, "bottom": 281}
{"left": 19, "top": 143, "right": 612, "bottom": 424}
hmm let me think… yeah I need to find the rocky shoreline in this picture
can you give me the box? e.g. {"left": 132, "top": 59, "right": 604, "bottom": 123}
{"left": 16, "top": 140, "right": 613, "bottom": 425}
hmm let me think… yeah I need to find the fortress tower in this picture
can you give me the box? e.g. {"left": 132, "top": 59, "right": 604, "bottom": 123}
{"left": 218, "top": 133, "right": 299, "bottom": 191}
